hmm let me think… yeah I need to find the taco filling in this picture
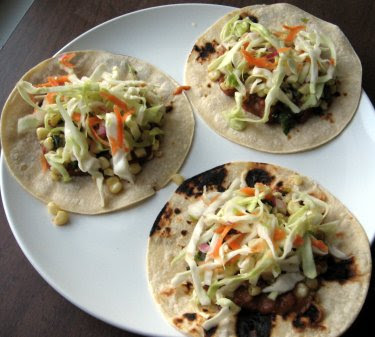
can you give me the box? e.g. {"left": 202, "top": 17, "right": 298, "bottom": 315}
{"left": 16, "top": 53, "right": 167, "bottom": 204}
{"left": 208, "top": 15, "right": 337, "bottom": 134}
{"left": 170, "top": 171, "right": 351, "bottom": 332}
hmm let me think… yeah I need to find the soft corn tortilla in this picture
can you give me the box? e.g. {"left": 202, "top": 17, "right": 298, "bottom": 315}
{"left": 0, "top": 50, "right": 194, "bottom": 214}
{"left": 184, "top": 3, "right": 362, "bottom": 153}
{"left": 147, "top": 162, "right": 371, "bottom": 337}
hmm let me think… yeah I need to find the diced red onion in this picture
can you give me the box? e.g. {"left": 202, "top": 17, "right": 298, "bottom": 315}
{"left": 266, "top": 47, "right": 278, "bottom": 59}
{"left": 97, "top": 123, "right": 106, "bottom": 137}
{"left": 198, "top": 243, "right": 210, "bottom": 253}
{"left": 275, "top": 198, "right": 287, "bottom": 214}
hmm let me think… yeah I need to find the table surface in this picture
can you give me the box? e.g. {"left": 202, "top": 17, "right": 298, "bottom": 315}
{"left": 0, "top": 1, "right": 374, "bottom": 336}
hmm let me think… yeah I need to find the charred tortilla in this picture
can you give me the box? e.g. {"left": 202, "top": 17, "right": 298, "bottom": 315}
{"left": 147, "top": 162, "right": 371, "bottom": 337}
{"left": 184, "top": 4, "right": 362, "bottom": 153}
{"left": 0, "top": 50, "right": 194, "bottom": 214}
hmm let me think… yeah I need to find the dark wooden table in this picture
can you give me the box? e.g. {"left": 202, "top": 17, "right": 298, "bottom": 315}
{"left": 0, "top": 1, "right": 374, "bottom": 336}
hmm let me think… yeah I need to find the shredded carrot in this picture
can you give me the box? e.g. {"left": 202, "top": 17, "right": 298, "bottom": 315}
{"left": 283, "top": 25, "right": 305, "bottom": 43}
{"left": 88, "top": 116, "right": 109, "bottom": 147}
{"left": 228, "top": 233, "right": 246, "bottom": 250}
{"left": 108, "top": 136, "right": 119, "bottom": 154}
{"left": 173, "top": 85, "right": 191, "bottom": 95}
{"left": 241, "top": 43, "right": 276, "bottom": 70}
{"left": 46, "top": 93, "right": 57, "bottom": 104}
{"left": 214, "top": 226, "right": 226, "bottom": 234}
{"left": 37, "top": 75, "right": 70, "bottom": 88}
{"left": 40, "top": 153, "right": 49, "bottom": 172}
{"left": 277, "top": 47, "right": 291, "bottom": 54}
{"left": 72, "top": 112, "right": 81, "bottom": 122}
{"left": 240, "top": 187, "right": 255, "bottom": 196}
{"left": 211, "top": 224, "right": 236, "bottom": 258}
{"left": 59, "top": 52, "right": 76, "bottom": 68}
{"left": 113, "top": 105, "right": 128, "bottom": 153}
{"left": 48, "top": 75, "right": 70, "bottom": 85}
{"left": 273, "top": 228, "right": 286, "bottom": 241}
{"left": 99, "top": 91, "right": 130, "bottom": 112}
{"left": 293, "top": 234, "right": 304, "bottom": 247}
{"left": 329, "top": 58, "right": 335, "bottom": 66}
{"left": 122, "top": 109, "right": 135, "bottom": 122}
{"left": 311, "top": 239, "right": 328, "bottom": 252}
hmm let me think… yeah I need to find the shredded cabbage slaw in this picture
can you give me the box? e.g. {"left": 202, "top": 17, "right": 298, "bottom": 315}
{"left": 17, "top": 53, "right": 166, "bottom": 205}
{"left": 208, "top": 16, "right": 337, "bottom": 134}
{"left": 171, "top": 172, "right": 347, "bottom": 331}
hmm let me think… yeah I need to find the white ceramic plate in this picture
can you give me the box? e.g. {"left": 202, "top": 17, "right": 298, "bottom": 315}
{"left": 1, "top": 4, "right": 375, "bottom": 337}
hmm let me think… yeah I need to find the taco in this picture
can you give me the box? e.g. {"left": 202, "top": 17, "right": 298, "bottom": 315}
{"left": 184, "top": 3, "right": 362, "bottom": 153}
{"left": 147, "top": 162, "right": 371, "bottom": 337}
{"left": 1, "top": 50, "right": 194, "bottom": 214}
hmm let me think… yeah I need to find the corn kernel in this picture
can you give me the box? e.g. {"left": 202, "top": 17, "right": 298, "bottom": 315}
{"left": 98, "top": 157, "right": 110, "bottom": 170}
{"left": 47, "top": 202, "right": 59, "bottom": 215}
{"left": 106, "top": 176, "right": 123, "bottom": 194}
{"left": 171, "top": 173, "right": 184, "bottom": 185}
{"left": 56, "top": 147, "right": 64, "bottom": 157}
{"left": 49, "top": 113, "right": 61, "bottom": 127}
{"left": 249, "top": 286, "right": 261, "bottom": 296}
{"left": 109, "top": 182, "right": 123, "bottom": 194}
{"left": 104, "top": 168, "right": 114, "bottom": 176}
{"left": 294, "top": 282, "right": 309, "bottom": 298}
{"left": 36, "top": 127, "right": 49, "bottom": 140}
{"left": 43, "top": 137, "right": 54, "bottom": 151}
{"left": 208, "top": 70, "right": 221, "bottom": 81}
{"left": 106, "top": 176, "right": 120, "bottom": 186}
{"left": 134, "top": 147, "right": 147, "bottom": 158}
{"left": 129, "top": 163, "right": 142, "bottom": 175}
{"left": 53, "top": 210, "right": 69, "bottom": 226}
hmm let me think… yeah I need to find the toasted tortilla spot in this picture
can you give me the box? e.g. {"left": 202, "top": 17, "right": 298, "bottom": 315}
{"left": 164, "top": 104, "right": 173, "bottom": 113}
{"left": 149, "top": 202, "right": 170, "bottom": 236}
{"left": 181, "top": 230, "right": 188, "bottom": 236}
{"left": 245, "top": 168, "right": 273, "bottom": 187}
{"left": 173, "top": 317, "right": 184, "bottom": 326}
{"left": 292, "top": 303, "right": 324, "bottom": 330}
{"left": 239, "top": 12, "right": 258, "bottom": 23}
{"left": 194, "top": 41, "right": 218, "bottom": 62}
{"left": 182, "top": 281, "right": 193, "bottom": 294}
{"left": 321, "top": 256, "right": 356, "bottom": 284}
{"left": 161, "top": 287, "right": 175, "bottom": 297}
{"left": 183, "top": 313, "right": 197, "bottom": 321}
{"left": 236, "top": 310, "right": 274, "bottom": 337}
{"left": 176, "top": 164, "right": 228, "bottom": 197}
{"left": 160, "top": 227, "right": 172, "bottom": 238}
